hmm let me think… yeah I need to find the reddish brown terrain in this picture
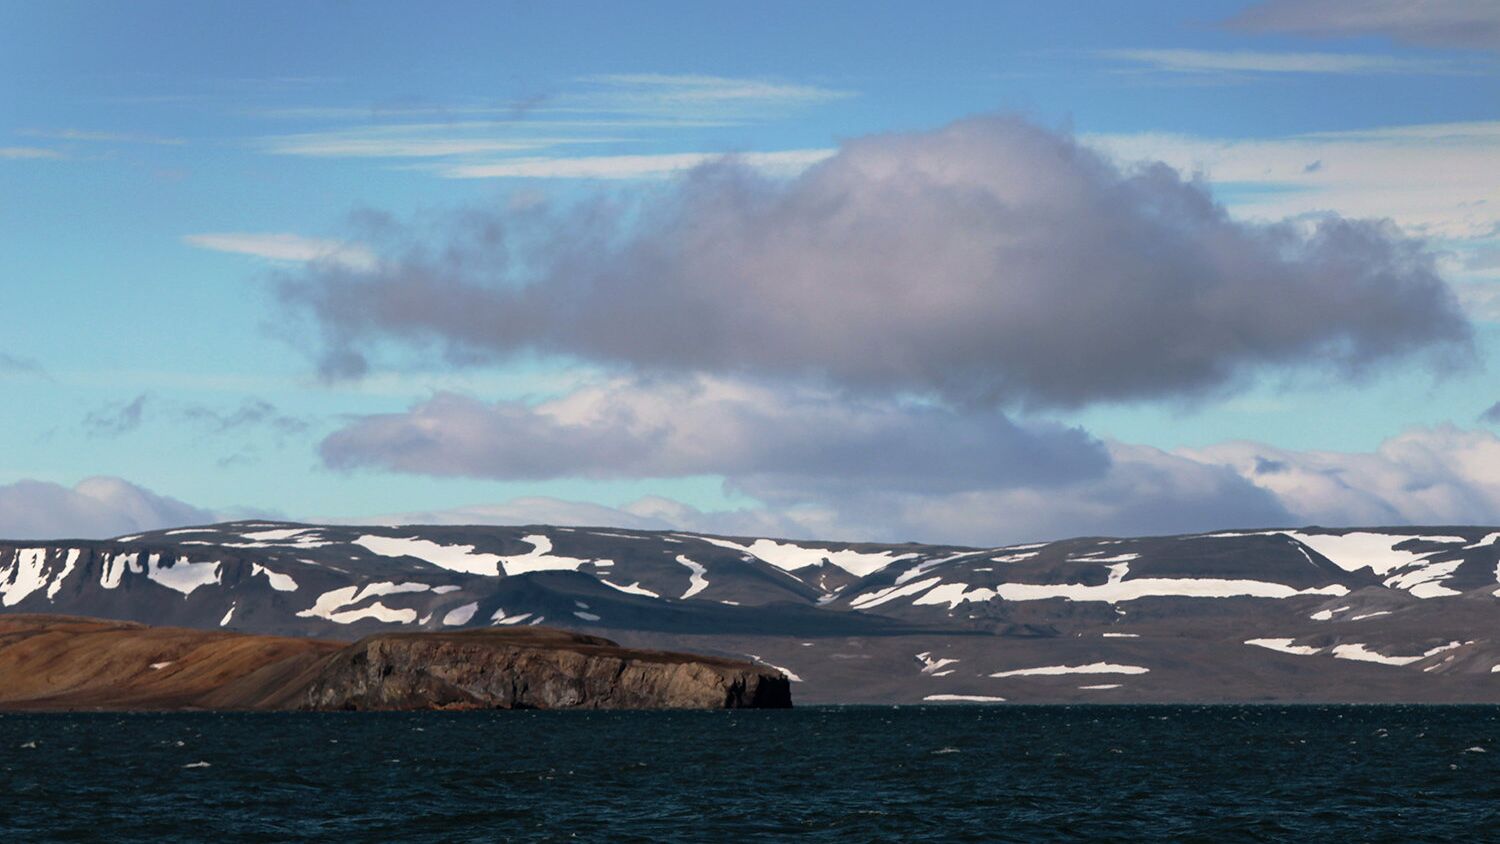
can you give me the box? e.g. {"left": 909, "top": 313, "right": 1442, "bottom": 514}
{"left": 0, "top": 614, "right": 791, "bottom": 711}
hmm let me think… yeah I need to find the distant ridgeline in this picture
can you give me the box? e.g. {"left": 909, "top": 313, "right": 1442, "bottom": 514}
{"left": 2, "top": 522, "right": 1499, "bottom": 703}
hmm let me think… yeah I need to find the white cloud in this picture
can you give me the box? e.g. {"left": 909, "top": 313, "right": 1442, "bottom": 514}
{"left": 1088, "top": 121, "right": 1500, "bottom": 241}
{"left": 183, "top": 232, "right": 376, "bottom": 269}
{"left": 258, "top": 125, "right": 596, "bottom": 159}
{"left": 1187, "top": 425, "right": 1500, "bottom": 526}
{"left": 0, "top": 477, "right": 216, "bottom": 540}
{"left": 438, "top": 149, "right": 834, "bottom": 180}
{"left": 1102, "top": 48, "right": 1456, "bottom": 75}
{"left": 0, "top": 146, "right": 64, "bottom": 160}
{"left": 575, "top": 73, "right": 853, "bottom": 114}
{"left": 321, "top": 424, "right": 1500, "bottom": 545}
{"left": 1453, "top": 282, "right": 1500, "bottom": 322}
{"left": 342, "top": 497, "right": 674, "bottom": 531}
{"left": 21, "top": 128, "right": 185, "bottom": 145}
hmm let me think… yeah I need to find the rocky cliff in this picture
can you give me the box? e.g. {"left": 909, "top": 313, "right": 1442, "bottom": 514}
{"left": 0, "top": 615, "right": 790, "bottom": 711}
{"left": 300, "top": 627, "right": 791, "bottom": 710}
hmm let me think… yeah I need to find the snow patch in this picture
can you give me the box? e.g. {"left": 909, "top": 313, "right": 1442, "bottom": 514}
{"left": 296, "top": 581, "right": 430, "bottom": 623}
{"left": 495, "top": 534, "right": 594, "bottom": 575}
{"left": 688, "top": 535, "right": 916, "bottom": 577}
{"left": 147, "top": 556, "right": 222, "bottom": 596}
{"left": 1246, "top": 638, "right": 1322, "bottom": 656}
{"left": 46, "top": 549, "right": 80, "bottom": 600}
{"left": 1330, "top": 641, "right": 1465, "bottom": 667}
{"left": 1, "top": 549, "right": 51, "bottom": 607}
{"left": 676, "top": 555, "right": 709, "bottom": 599}
{"left": 917, "top": 653, "right": 960, "bottom": 675}
{"left": 1283, "top": 531, "right": 1454, "bottom": 576}
{"left": 100, "top": 552, "right": 141, "bottom": 589}
{"left": 990, "top": 662, "right": 1149, "bottom": 678}
{"left": 600, "top": 580, "right": 659, "bottom": 598}
{"left": 849, "top": 577, "right": 942, "bottom": 610}
{"left": 989, "top": 578, "right": 1347, "bottom": 603}
{"left": 1384, "top": 560, "right": 1463, "bottom": 599}
{"left": 747, "top": 654, "right": 803, "bottom": 682}
{"left": 923, "top": 694, "right": 1006, "bottom": 703}
{"left": 251, "top": 564, "right": 299, "bottom": 592}
{"left": 913, "top": 582, "right": 997, "bottom": 610}
{"left": 354, "top": 535, "right": 503, "bottom": 576}
{"left": 442, "top": 602, "right": 479, "bottom": 626}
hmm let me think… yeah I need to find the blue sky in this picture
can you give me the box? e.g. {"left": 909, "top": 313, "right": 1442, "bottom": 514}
{"left": 3, "top": 1, "right": 1499, "bottom": 543}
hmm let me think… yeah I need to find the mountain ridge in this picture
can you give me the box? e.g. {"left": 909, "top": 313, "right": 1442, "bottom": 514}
{"left": 2, "top": 521, "right": 1498, "bottom": 702}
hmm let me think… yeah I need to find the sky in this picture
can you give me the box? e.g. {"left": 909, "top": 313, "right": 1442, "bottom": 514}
{"left": 3, "top": 0, "right": 1500, "bottom": 545}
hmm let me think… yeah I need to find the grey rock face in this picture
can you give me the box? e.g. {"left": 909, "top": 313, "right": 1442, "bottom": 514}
{"left": 300, "top": 628, "right": 792, "bottom": 710}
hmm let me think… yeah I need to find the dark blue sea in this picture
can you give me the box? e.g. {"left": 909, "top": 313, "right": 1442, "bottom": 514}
{"left": 2, "top": 705, "right": 1497, "bottom": 842}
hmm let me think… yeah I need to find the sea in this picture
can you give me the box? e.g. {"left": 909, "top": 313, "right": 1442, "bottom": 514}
{"left": 2, "top": 705, "right": 1496, "bottom": 842}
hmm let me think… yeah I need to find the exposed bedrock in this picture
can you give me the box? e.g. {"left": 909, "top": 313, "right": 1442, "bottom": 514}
{"left": 300, "top": 628, "right": 792, "bottom": 710}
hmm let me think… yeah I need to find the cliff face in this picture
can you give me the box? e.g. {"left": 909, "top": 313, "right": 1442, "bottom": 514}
{"left": 0, "top": 615, "right": 791, "bottom": 711}
{"left": 300, "top": 628, "right": 792, "bottom": 711}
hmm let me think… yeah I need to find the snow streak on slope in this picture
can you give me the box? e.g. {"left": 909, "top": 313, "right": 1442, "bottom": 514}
{"left": 354, "top": 536, "right": 503, "bottom": 575}
{"left": 990, "top": 663, "right": 1150, "bottom": 678}
{"left": 687, "top": 535, "right": 917, "bottom": 577}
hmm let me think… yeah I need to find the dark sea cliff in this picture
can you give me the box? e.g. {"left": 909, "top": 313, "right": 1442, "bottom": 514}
{"left": 2, "top": 705, "right": 1496, "bottom": 842}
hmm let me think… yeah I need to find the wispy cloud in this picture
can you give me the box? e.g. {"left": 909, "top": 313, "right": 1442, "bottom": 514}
{"left": 182, "top": 397, "right": 308, "bottom": 438}
{"left": 82, "top": 394, "right": 151, "bottom": 438}
{"left": 257, "top": 125, "right": 604, "bottom": 158}
{"left": 0, "top": 146, "right": 64, "bottom": 160}
{"left": 21, "top": 128, "right": 185, "bottom": 145}
{"left": 248, "top": 74, "right": 851, "bottom": 169}
{"left": 1102, "top": 48, "right": 1461, "bottom": 75}
{"left": 438, "top": 148, "right": 833, "bottom": 180}
{"left": 574, "top": 73, "right": 853, "bottom": 114}
{"left": 0, "top": 352, "right": 47, "bottom": 378}
{"left": 183, "top": 232, "right": 376, "bottom": 269}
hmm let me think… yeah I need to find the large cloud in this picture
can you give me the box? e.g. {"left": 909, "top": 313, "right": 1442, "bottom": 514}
{"left": 319, "top": 377, "right": 1108, "bottom": 493}
{"left": 0, "top": 477, "right": 217, "bottom": 540}
{"left": 280, "top": 116, "right": 1470, "bottom": 408}
{"left": 1229, "top": 0, "right": 1500, "bottom": 52}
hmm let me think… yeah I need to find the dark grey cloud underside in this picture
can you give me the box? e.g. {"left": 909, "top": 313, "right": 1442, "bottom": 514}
{"left": 1229, "top": 0, "right": 1500, "bottom": 52}
{"left": 280, "top": 116, "right": 1471, "bottom": 409}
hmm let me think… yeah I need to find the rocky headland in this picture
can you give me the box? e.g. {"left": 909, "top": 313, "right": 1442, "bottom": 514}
{"left": 0, "top": 614, "right": 791, "bottom": 711}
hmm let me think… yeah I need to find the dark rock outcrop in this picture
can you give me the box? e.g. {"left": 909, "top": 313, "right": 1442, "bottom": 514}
{"left": 300, "top": 627, "right": 792, "bottom": 710}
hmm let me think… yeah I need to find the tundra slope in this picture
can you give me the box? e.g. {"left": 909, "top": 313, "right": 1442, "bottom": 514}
{"left": 2, "top": 523, "right": 1499, "bottom": 703}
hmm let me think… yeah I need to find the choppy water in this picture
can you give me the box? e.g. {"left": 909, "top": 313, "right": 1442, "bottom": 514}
{"left": 1, "top": 705, "right": 1497, "bottom": 842}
